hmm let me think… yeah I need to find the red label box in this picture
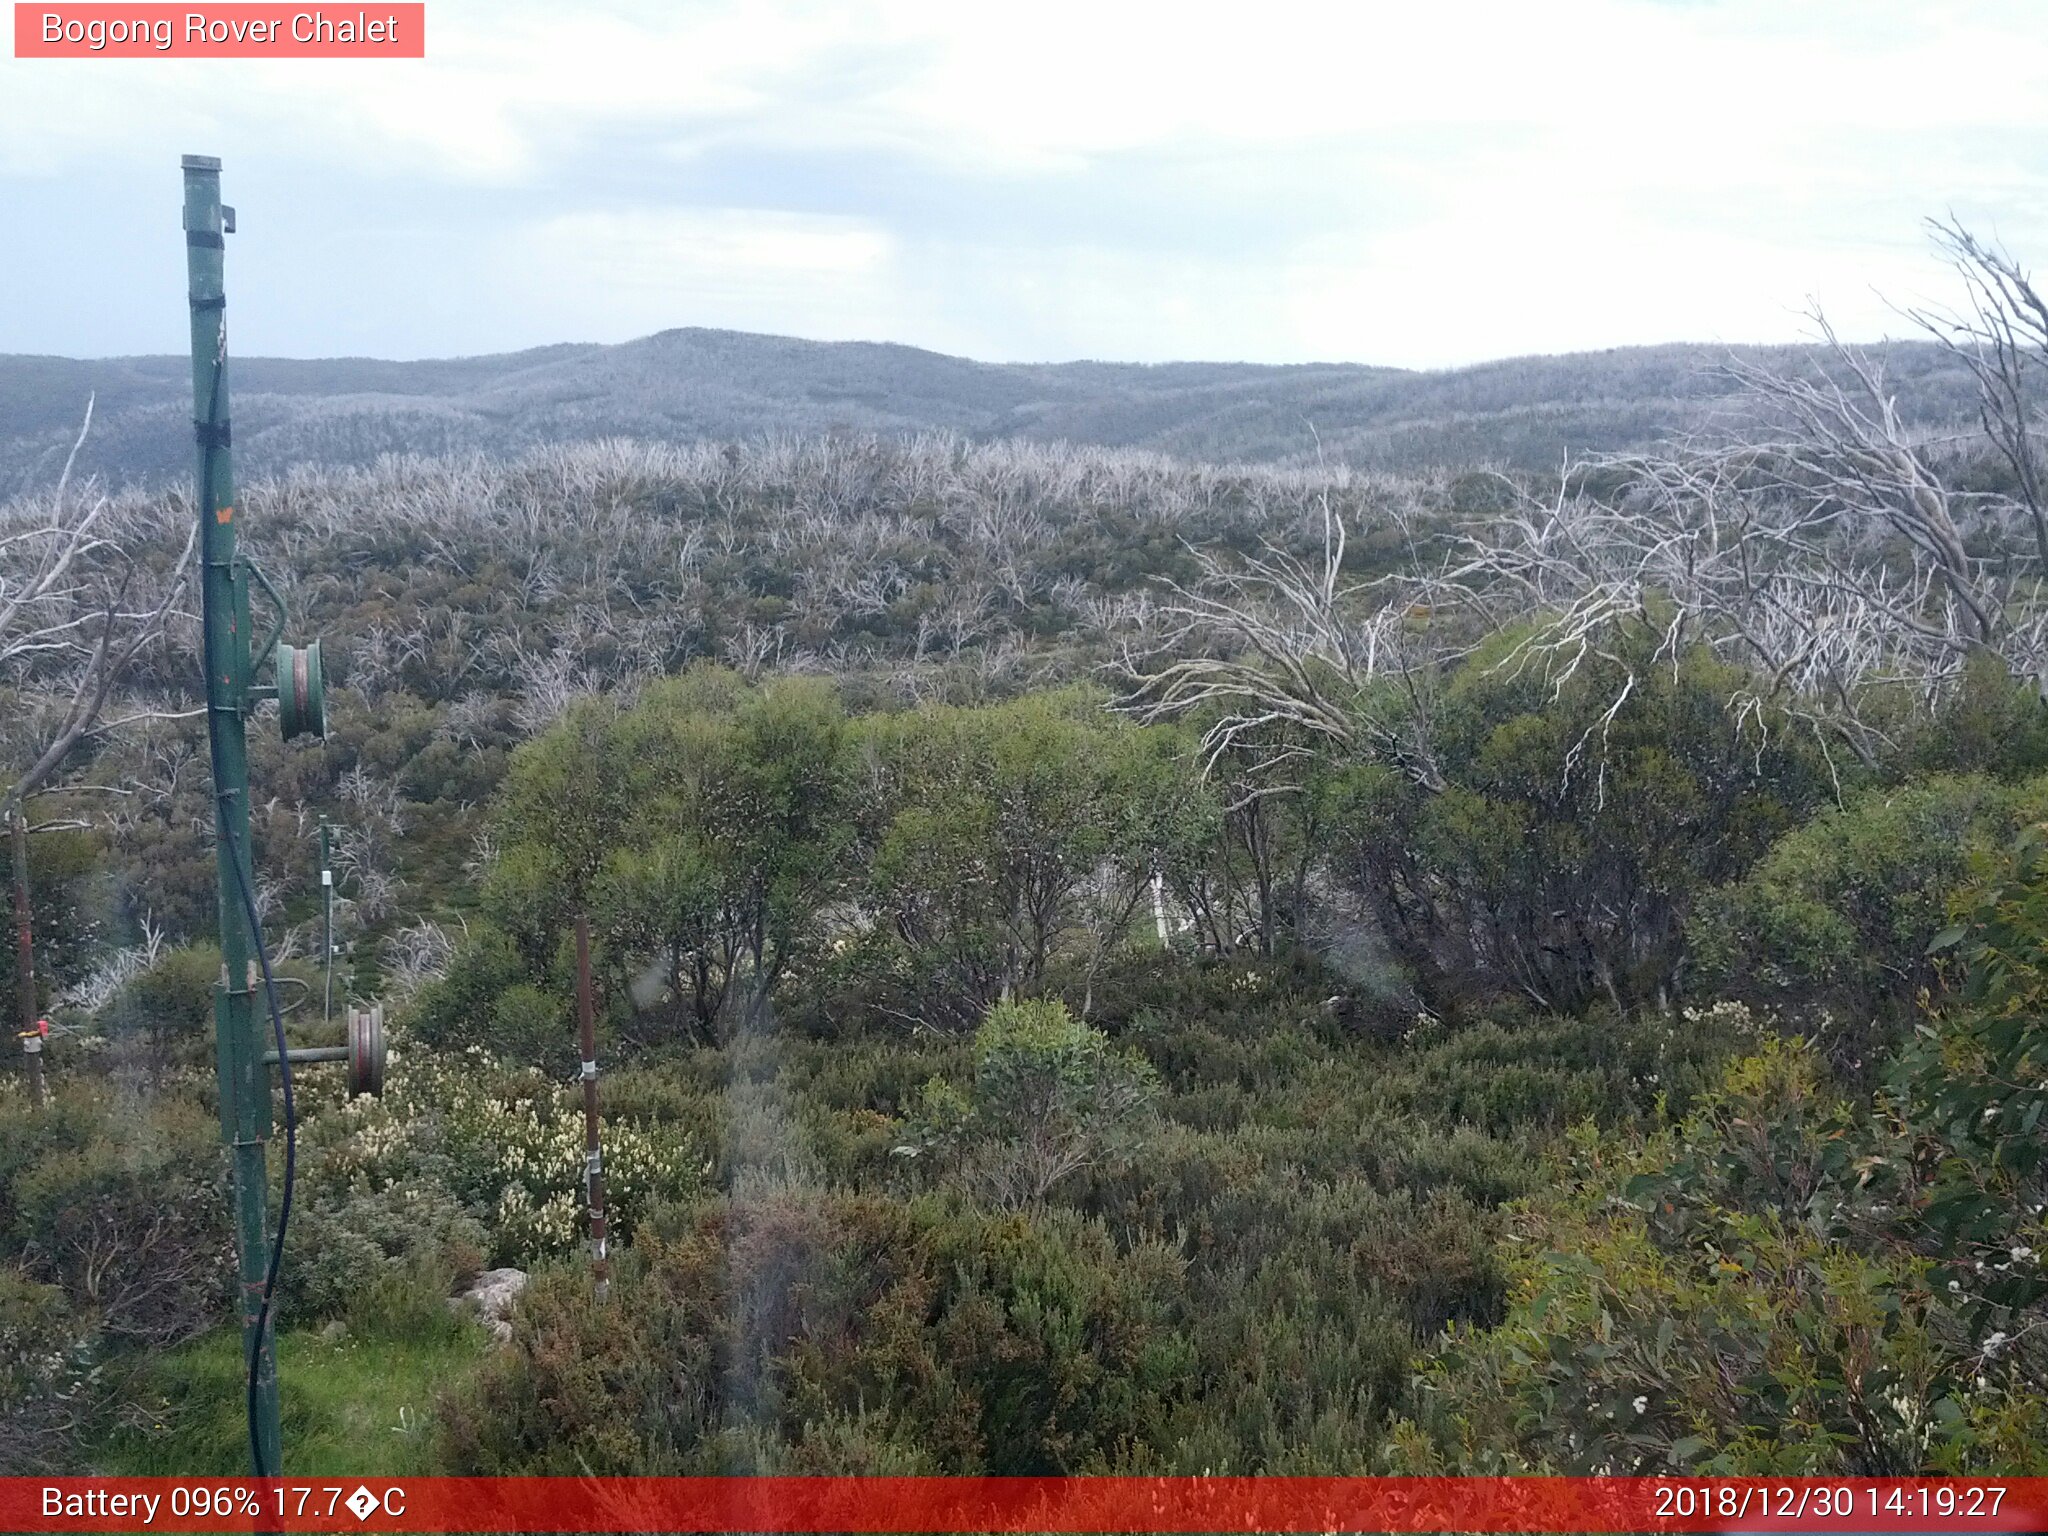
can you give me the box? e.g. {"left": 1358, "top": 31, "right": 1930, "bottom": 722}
{"left": 14, "top": 3, "right": 425, "bottom": 56}
{"left": 5, "top": 1477, "right": 2048, "bottom": 1534}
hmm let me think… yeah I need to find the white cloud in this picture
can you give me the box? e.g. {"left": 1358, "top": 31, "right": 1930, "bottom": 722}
{"left": 5, "top": 0, "right": 2048, "bottom": 363}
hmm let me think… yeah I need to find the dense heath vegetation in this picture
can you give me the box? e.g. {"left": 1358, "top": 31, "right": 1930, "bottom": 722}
{"left": 4, "top": 295, "right": 2048, "bottom": 1476}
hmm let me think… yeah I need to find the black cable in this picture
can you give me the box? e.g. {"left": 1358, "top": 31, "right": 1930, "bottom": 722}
{"left": 196, "top": 342, "right": 296, "bottom": 1477}
{"left": 227, "top": 820, "right": 296, "bottom": 1477}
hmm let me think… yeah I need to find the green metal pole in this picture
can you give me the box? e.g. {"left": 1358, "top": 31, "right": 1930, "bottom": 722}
{"left": 183, "top": 153, "right": 282, "bottom": 1477}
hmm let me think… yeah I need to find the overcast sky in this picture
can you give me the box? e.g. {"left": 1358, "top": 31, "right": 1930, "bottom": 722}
{"left": 4, "top": 0, "right": 2047, "bottom": 368}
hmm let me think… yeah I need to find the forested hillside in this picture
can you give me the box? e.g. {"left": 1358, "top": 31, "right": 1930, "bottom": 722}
{"left": 3, "top": 259, "right": 2045, "bottom": 1479}
{"left": 0, "top": 329, "right": 1981, "bottom": 492}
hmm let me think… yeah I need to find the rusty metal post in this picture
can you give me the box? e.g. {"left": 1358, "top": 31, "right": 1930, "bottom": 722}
{"left": 574, "top": 914, "right": 609, "bottom": 1303}
{"left": 11, "top": 808, "right": 44, "bottom": 1108}
{"left": 319, "top": 817, "right": 333, "bottom": 1026}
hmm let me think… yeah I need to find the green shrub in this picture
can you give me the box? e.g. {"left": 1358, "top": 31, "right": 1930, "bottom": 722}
{"left": 907, "top": 999, "right": 1159, "bottom": 1210}
{"left": 0, "top": 824, "right": 103, "bottom": 1011}
{"left": 1402, "top": 1037, "right": 2048, "bottom": 1475}
{"left": 1160, "top": 1179, "right": 1436, "bottom": 1472}
{"left": 0, "top": 1077, "right": 109, "bottom": 1238}
{"left": 1328, "top": 629, "right": 1825, "bottom": 1015}
{"left": 852, "top": 691, "right": 1198, "bottom": 1031}
{"left": 99, "top": 944, "right": 219, "bottom": 1071}
{"left": 485, "top": 671, "right": 857, "bottom": 1044}
{"left": 1909, "top": 649, "right": 2048, "bottom": 781}
{"left": 442, "top": 1188, "right": 1195, "bottom": 1475}
{"left": 0, "top": 1264, "right": 102, "bottom": 1473}
{"left": 487, "top": 983, "right": 573, "bottom": 1072}
{"left": 406, "top": 926, "right": 532, "bottom": 1054}
{"left": 8, "top": 1094, "right": 230, "bottom": 1349}
{"left": 923, "top": 1203, "right": 1195, "bottom": 1472}
{"left": 282, "top": 1182, "right": 487, "bottom": 1323}
{"left": 1693, "top": 773, "right": 2048, "bottom": 1056}
{"left": 1904, "top": 822, "right": 2048, "bottom": 1318}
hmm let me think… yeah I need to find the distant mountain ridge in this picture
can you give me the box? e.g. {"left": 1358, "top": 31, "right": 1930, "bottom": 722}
{"left": 0, "top": 326, "right": 1978, "bottom": 494}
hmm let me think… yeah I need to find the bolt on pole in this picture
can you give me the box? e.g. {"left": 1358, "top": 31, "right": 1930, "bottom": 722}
{"left": 183, "top": 152, "right": 283, "bottom": 1477}
{"left": 574, "top": 914, "right": 610, "bottom": 1303}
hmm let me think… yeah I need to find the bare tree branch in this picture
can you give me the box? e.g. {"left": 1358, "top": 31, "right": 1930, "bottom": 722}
{"left": 1, "top": 401, "right": 198, "bottom": 814}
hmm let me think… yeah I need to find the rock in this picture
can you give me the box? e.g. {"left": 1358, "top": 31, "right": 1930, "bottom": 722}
{"left": 448, "top": 1266, "right": 527, "bottom": 1346}
{"left": 466, "top": 1267, "right": 528, "bottom": 1320}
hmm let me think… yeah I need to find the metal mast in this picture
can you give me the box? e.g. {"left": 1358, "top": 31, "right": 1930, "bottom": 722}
{"left": 183, "top": 152, "right": 284, "bottom": 1477}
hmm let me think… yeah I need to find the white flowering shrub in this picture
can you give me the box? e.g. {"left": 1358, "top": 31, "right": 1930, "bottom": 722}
{"left": 1676, "top": 999, "right": 1769, "bottom": 1039}
{"left": 306, "top": 1041, "right": 703, "bottom": 1267}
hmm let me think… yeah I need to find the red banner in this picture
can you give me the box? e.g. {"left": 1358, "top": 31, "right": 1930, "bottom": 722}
{"left": 4, "top": 1477, "right": 2046, "bottom": 1533}
{"left": 13, "top": 4, "right": 424, "bottom": 58}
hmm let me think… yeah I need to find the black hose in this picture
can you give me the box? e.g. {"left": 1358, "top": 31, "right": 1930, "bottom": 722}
{"left": 197, "top": 346, "right": 296, "bottom": 1477}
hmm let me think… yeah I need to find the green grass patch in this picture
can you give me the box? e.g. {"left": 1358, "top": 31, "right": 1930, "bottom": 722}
{"left": 95, "top": 1321, "right": 489, "bottom": 1477}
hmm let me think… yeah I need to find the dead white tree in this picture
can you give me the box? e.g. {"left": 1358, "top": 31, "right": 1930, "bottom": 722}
{"left": 1118, "top": 480, "right": 1450, "bottom": 793}
{"left": 1907, "top": 217, "right": 2048, "bottom": 573}
{"left": 2, "top": 399, "right": 198, "bottom": 813}
{"left": 1453, "top": 289, "right": 2048, "bottom": 775}
{"left": 380, "top": 918, "right": 459, "bottom": 997}
{"left": 1124, "top": 221, "right": 2048, "bottom": 790}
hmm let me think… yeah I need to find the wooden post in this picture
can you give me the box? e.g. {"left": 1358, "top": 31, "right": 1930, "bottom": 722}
{"left": 11, "top": 808, "right": 45, "bottom": 1108}
{"left": 574, "top": 914, "right": 609, "bottom": 1303}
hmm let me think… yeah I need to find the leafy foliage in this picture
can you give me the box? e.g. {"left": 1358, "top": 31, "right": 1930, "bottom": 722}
{"left": 0, "top": 823, "right": 103, "bottom": 1009}
{"left": 0, "top": 1263, "right": 102, "bottom": 1473}
{"left": 6, "top": 335, "right": 2046, "bottom": 1480}
{"left": 855, "top": 693, "right": 1197, "bottom": 1026}
{"left": 1907, "top": 823, "right": 2048, "bottom": 1317}
{"left": 1401, "top": 826, "right": 2048, "bottom": 1478}
{"left": 442, "top": 1187, "right": 1197, "bottom": 1475}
